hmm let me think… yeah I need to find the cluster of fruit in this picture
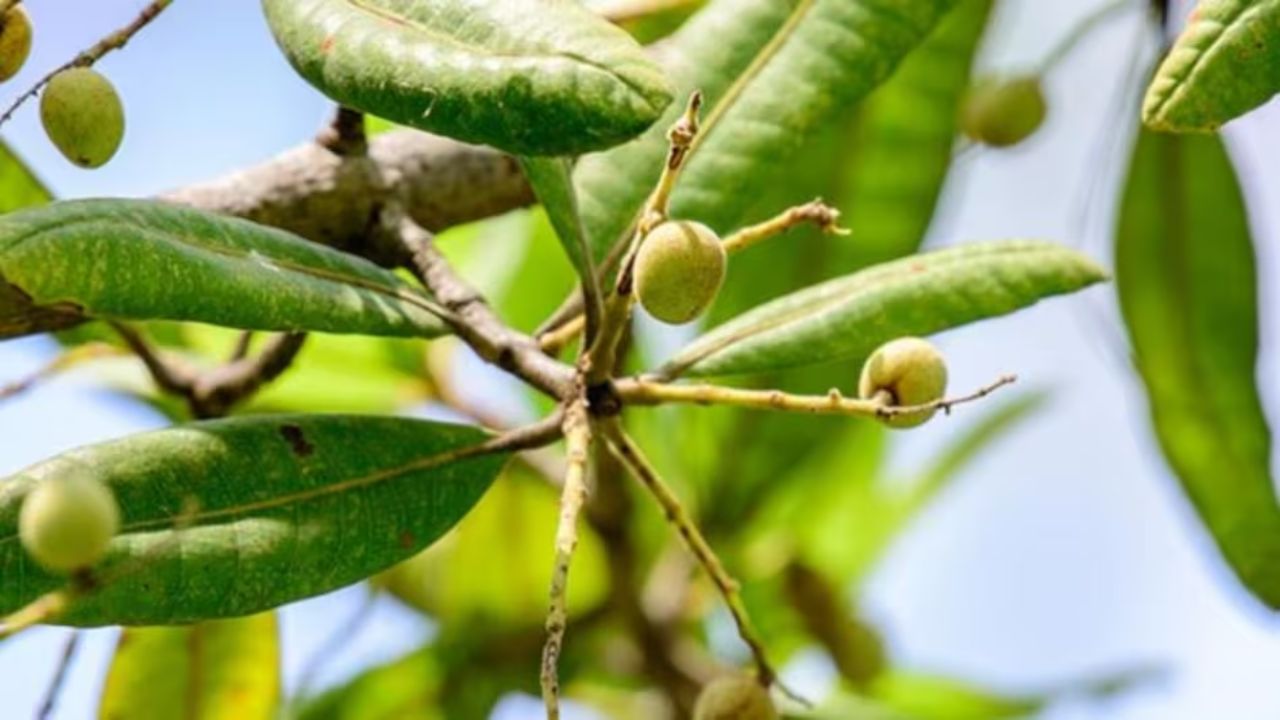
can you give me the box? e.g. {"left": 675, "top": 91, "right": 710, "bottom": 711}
{"left": 1, "top": 2, "right": 125, "bottom": 169}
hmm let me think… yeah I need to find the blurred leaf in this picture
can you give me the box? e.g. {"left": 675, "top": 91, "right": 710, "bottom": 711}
{"left": 100, "top": 613, "right": 280, "bottom": 720}
{"left": 664, "top": 240, "right": 1105, "bottom": 378}
{"left": 262, "top": 0, "right": 672, "bottom": 156}
{"left": 1115, "top": 128, "right": 1280, "bottom": 608}
{"left": 298, "top": 645, "right": 442, "bottom": 720}
{"left": 870, "top": 673, "right": 1040, "bottom": 719}
{"left": 0, "top": 140, "right": 51, "bottom": 214}
{"left": 1143, "top": 0, "right": 1280, "bottom": 132}
{"left": 519, "top": 157, "right": 597, "bottom": 301}
{"left": 377, "top": 464, "right": 608, "bottom": 625}
{"left": 0, "top": 415, "right": 504, "bottom": 625}
{"left": 0, "top": 199, "right": 447, "bottom": 340}
{"left": 837, "top": 0, "right": 994, "bottom": 268}
{"left": 575, "top": 0, "right": 960, "bottom": 258}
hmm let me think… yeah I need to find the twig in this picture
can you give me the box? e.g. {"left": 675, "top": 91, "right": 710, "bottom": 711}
{"left": 541, "top": 400, "right": 592, "bottom": 720}
{"left": 1037, "top": 0, "right": 1138, "bottom": 75}
{"left": 0, "top": 0, "right": 175, "bottom": 129}
{"left": 0, "top": 343, "right": 121, "bottom": 402}
{"left": 227, "top": 332, "right": 255, "bottom": 362}
{"left": 391, "top": 212, "right": 576, "bottom": 399}
{"left": 35, "top": 631, "right": 80, "bottom": 720}
{"left": 315, "top": 106, "right": 367, "bottom": 156}
{"left": 109, "top": 321, "right": 196, "bottom": 395}
{"left": 292, "top": 586, "right": 378, "bottom": 704}
{"left": 586, "top": 92, "right": 702, "bottom": 385}
{"left": 599, "top": 420, "right": 796, "bottom": 698}
{"left": 613, "top": 375, "right": 1018, "bottom": 422}
{"left": 720, "top": 199, "right": 848, "bottom": 254}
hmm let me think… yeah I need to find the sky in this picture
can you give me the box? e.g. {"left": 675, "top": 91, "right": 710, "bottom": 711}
{"left": 2, "top": 1, "right": 1280, "bottom": 719}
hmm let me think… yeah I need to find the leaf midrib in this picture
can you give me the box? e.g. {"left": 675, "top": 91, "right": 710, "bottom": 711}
{"left": 0, "top": 214, "right": 449, "bottom": 323}
{"left": 1147, "top": 0, "right": 1252, "bottom": 122}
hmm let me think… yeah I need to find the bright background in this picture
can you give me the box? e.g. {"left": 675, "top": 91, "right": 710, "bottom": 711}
{"left": 2, "top": 1, "right": 1280, "bottom": 718}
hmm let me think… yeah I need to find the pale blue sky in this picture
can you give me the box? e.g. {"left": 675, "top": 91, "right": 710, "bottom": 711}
{"left": 2, "top": 1, "right": 1280, "bottom": 719}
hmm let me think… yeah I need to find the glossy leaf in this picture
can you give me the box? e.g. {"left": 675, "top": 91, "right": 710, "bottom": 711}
{"left": 0, "top": 415, "right": 505, "bottom": 625}
{"left": 99, "top": 613, "right": 280, "bottom": 720}
{"left": 261, "top": 0, "right": 672, "bottom": 156}
{"left": 575, "top": 0, "right": 959, "bottom": 259}
{"left": 1143, "top": 0, "right": 1280, "bottom": 132}
{"left": 1115, "top": 129, "right": 1280, "bottom": 607}
{"left": 0, "top": 140, "right": 50, "bottom": 214}
{"left": 663, "top": 240, "right": 1106, "bottom": 378}
{"left": 836, "top": 0, "right": 994, "bottom": 268}
{"left": 0, "top": 199, "right": 447, "bottom": 340}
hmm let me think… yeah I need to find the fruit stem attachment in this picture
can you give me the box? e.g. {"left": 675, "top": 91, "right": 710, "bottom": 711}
{"left": 598, "top": 419, "right": 805, "bottom": 702}
{"left": 0, "top": 0, "right": 174, "bottom": 129}
{"left": 614, "top": 374, "right": 1017, "bottom": 421}
{"left": 541, "top": 400, "right": 592, "bottom": 720}
{"left": 585, "top": 91, "right": 703, "bottom": 384}
{"left": 720, "top": 199, "right": 849, "bottom": 254}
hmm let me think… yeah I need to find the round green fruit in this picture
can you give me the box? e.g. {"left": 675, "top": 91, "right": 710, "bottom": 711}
{"left": 634, "top": 219, "right": 726, "bottom": 324}
{"left": 18, "top": 471, "right": 121, "bottom": 573}
{"left": 40, "top": 67, "right": 125, "bottom": 169}
{"left": 858, "top": 337, "right": 948, "bottom": 429}
{"left": 0, "top": 4, "right": 32, "bottom": 82}
{"left": 960, "top": 75, "right": 1047, "bottom": 148}
{"left": 693, "top": 674, "right": 777, "bottom": 720}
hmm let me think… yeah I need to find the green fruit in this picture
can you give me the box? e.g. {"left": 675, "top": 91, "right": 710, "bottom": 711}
{"left": 18, "top": 471, "right": 121, "bottom": 573}
{"left": 634, "top": 220, "right": 726, "bottom": 324}
{"left": 40, "top": 67, "right": 125, "bottom": 169}
{"left": 858, "top": 337, "right": 948, "bottom": 429}
{"left": 960, "top": 75, "right": 1047, "bottom": 148}
{"left": 693, "top": 674, "right": 777, "bottom": 720}
{"left": 0, "top": 4, "right": 32, "bottom": 82}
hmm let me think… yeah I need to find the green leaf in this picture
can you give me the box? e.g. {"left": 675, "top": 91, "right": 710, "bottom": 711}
{"left": 1143, "top": 0, "right": 1280, "bottom": 132}
{"left": 0, "top": 199, "right": 447, "bottom": 340}
{"left": 298, "top": 645, "right": 442, "bottom": 720}
{"left": 662, "top": 240, "right": 1106, "bottom": 378}
{"left": 261, "top": 0, "right": 672, "bottom": 156}
{"left": 377, "top": 465, "right": 608, "bottom": 625}
{"left": 575, "top": 0, "right": 959, "bottom": 259}
{"left": 0, "top": 140, "right": 51, "bottom": 214}
{"left": 518, "top": 157, "right": 599, "bottom": 314}
{"left": 836, "top": 0, "right": 994, "bottom": 268}
{"left": 99, "top": 612, "right": 280, "bottom": 720}
{"left": 1115, "top": 128, "right": 1280, "bottom": 608}
{"left": 0, "top": 414, "right": 505, "bottom": 625}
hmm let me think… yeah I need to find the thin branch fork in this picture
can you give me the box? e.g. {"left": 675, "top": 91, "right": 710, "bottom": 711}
{"left": 111, "top": 321, "right": 309, "bottom": 419}
{"left": 598, "top": 419, "right": 784, "bottom": 689}
{"left": 0, "top": 0, "right": 175, "bottom": 128}
{"left": 612, "top": 375, "right": 1019, "bottom": 420}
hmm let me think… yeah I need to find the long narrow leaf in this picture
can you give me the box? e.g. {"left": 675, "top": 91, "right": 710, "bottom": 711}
{"left": 0, "top": 415, "right": 505, "bottom": 625}
{"left": 1115, "top": 128, "right": 1280, "bottom": 608}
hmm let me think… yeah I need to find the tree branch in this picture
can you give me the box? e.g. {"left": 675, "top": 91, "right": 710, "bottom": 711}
{"left": 160, "top": 129, "right": 533, "bottom": 265}
{"left": 389, "top": 213, "right": 575, "bottom": 399}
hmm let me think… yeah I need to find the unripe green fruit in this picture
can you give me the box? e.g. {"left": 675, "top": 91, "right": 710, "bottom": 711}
{"left": 40, "top": 67, "right": 125, "bottom": 169}
{"left": 960, "top": 75, "right": 1046, "bottom": 148}
{"left": 0, "top": 4, "right": 32, "bottom": 82}
{"left": 634, "top": 220, "right": 726, "bottom": 324}
{"left": 18, "top": 471, "right": 121, "bottom": 573}
{"left": 693, "top": 674, "right": 777, "bottom": 720}
{"left": 858, "top": 337, "right": 948, "bottom": 429}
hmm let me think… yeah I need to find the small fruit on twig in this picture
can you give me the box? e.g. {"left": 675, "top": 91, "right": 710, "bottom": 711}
{"left": 0, "top": 3, "right": 32, "bottom": 82}
{"left": 859, "top": 337, "right": 948, "bottom": 429}
{"left": 19, "top": 471, "right": 121, "bottom": 573}
{"left": 960, "top": 75, "right": 1047, "bottom": 148}
{"left": 40, "top": 67, "right": 125, "bottom": 168}
{"left": 634, "top": 220, "right": 726, "bottom": 324}
{"left": 693, "top": 674, "right": 777, "bottom": 720}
